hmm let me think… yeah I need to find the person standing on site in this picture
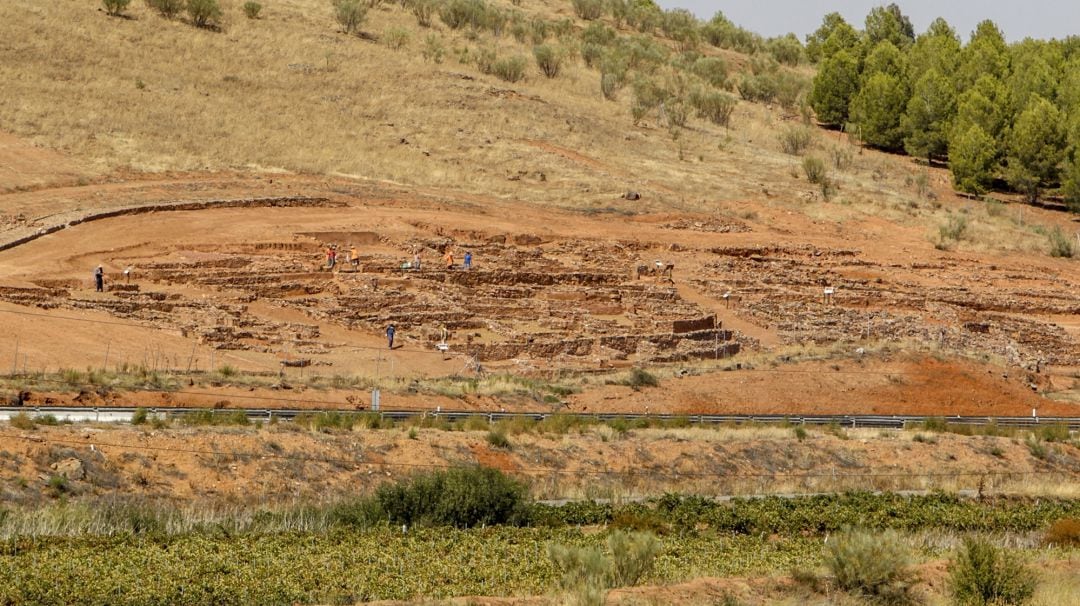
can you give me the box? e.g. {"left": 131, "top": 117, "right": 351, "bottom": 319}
{"left": 94, "top": 265, "right": 104, "bottom": 292}
{"left": 350, "top": 244, "right": 359, "bottom": 271}
{"left": 464, "top": 251, "right": 473, "bottom": 271}
{"left": 443, "top": 249, "right": 454, "bottom": 269}
{"left": 413, "top": 250, "right": 422, "bottom": 271}
{"left": 386, "top": 324, "right": 396, "bottom": 350}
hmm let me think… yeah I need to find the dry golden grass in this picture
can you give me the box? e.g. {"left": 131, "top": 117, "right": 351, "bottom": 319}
{"left": 0, "top": 0, "right": 1071, "bottom": 252}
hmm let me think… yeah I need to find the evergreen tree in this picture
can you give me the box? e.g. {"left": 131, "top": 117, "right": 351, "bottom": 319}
{"left": 805, "top": 12, "right": 848, "bottom": 63}
{"left": 861, "top": 40, "right": 906, "bottom": 82}
{"left": 1005, "top": 95, "right": 1067, "bottom": 201}
{"left": 949, "top": 124, "right": 997, "bottom": 194}
{"left": 907, "top": 18, "right": 961, "bottom": 85}
{"left": 849, "top": 72, "right": 908, "bottom": 149}
{"left": 955, "top": 20, "right": 1009, "bottom": 90}
{"left": 809, "top": 49, "right": 859, "bottom": 126}
{"left": 864, "top": 3, "right": 915, "bottom": 50}
{"left": 1007, "top": 40, "right": 1061, "bottom": 116}
{"left": 954, "top": 75, "right": 1009, "bottom": 143}
{"left": 902, "top": 69, "right": 956, "bottom": 161}
{"left": 818, "top": 22, "right": 861, "bottom": 62}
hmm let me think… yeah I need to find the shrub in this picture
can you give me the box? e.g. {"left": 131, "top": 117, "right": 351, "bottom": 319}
{"left": 103, "top": 0, "right": 132, "bottom": 16}
{"left": 950, "top": 538, "right": 1035, "bottom": 606}
{"left": 533, "top": 45, "right": 562, "bottom": 78}
{"left": 581, "top": 43, "right": 604, "bottom": 68}
{"left": 803, "top": 156, "right": 828, "bottom": 184}
{"left": 572, "top": 0, "right": 604, "bottom": 21}
{"left": 663, "top": 100, "right": 689, "bottom": 128}
{"left": 439, "top": 0, "right": 489, "bottom": 31}
{"left": 422, "top": 34, "right": 445, "bottom": 63}
{"left": 242, "top": 1, "right": 262, "bottom": 18}
{"left": 187, "top": 0, "right": 224, "bottom": 28}
{"left": 688, "top": 89, "right": 735, "bottom": 127}
{"left": 691, "top": 56, "right": 728, "bottom": 88}
{"left": 600, "top": 72, "right": 622, "bottom": 100}
{"left": 409, "top": 0, "right": 437, "bottom": 27}
{"left": 937, "top": 214, "right": 969, "bottom": 248}
{"left": 383, "top": 27, "right": 410, "bottom": 50}
{"left": 823, "top": 528, "right": 918, "bottom": 605}
{"left": 1048, "top": 226, "right": 1075, "bottom": 258}
{"left": 1044, "top": 518, "right": 1080, "bottom": 547}
{"left": 778, "top": 125, "right": 813, "bottom": 155}
{"left": 145, "top": 0, "right": 185, "bottom": 19}
{"left": 131, "top": 408, "right": 149, "bottom": 426}
{"left": 475, "top": 47, "right": 498, "bottom": 74}
{"left": 625, "top": 368, "right": 659, "bottom": 389}
{"left": 216, "top": 364, "right": 238, "bottom": 378}
{"left": 493, "top": 55, "right": 527, "bottom": 83}
{"left": 375, "top": 466, "right": 529, "bottom": 528}
{"left": 548, "top": 530, "right": 661, "bottom": 605}
{"left": 485, "top": 430, "right": 512, "bottom": 450}
{"left": 333, "top": 0, "right": 367, "bottom": 34}
{"left": 9, "top": 412, "right": 35, "bottom": 430}
{"left": 581, "top": 21, "right": 616, "bottom": 46}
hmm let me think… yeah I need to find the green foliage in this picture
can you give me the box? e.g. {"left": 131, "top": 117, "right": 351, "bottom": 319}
{"left": 333, "top": 0, "right": 367, "bottom": 34}
{"left": 242, "top": 1, "right": 262, "bottom": 19}
{"left": 187, "top": 0, "right": 224, "bottom": 29}
{"left": 8, "top": 412, "right": 35, "bottom": 430}
{"left": 103, "top": 0, "right": 132, "bottom": 16}
{"left": 374, "top": 466, "right": 529, "bottom": 528}
{"left": 849, "top": 72, "right": 907, "bottom": 150}
{"left": 700, "top": 11, "right": 761, "bottom": 54}
{"left": 485, "top": 429, "right": 512, "bottom": 450}
{"left": 624, "top": 368, "right": 659, "bottom": 389}
{"left": 439, "top": 0, "right": 490, "bottom": 31}
{"left": 824, "top": 528, "right": 917, "bottom": 604}
{"left": 422, "top": 33, "right": 445, "bottom": 63}
{"left": 1006, "top": 95, "right": 1067, "bottom": 202}
{"left": 936, "top": 214, "right": 969, "bottom": 249}
{"left": 145, "top": 0, "right": 185, "bottom": 19}
{"left": 600, "top": 72, "right": 622, "bottom": 100}
{"left": 533, "top": 45, "right": 562, "bottom": 78}
{"left": 131, "top": 407, "right": 149, "bottom": 425}
{"left": 949, "top": 125, "right": 997, "bottom": 194}
{"left": 571, "top": 0, "right": 604, "bottom": 21}
{"left": 1047, "top": 226, "right": 1075, "bottom": 258}
{"left": 690, "top": 56, "right": 727, "bottom": 88}
{"left": 180, "top": 409, "right": 250, "bottom": 426}
{"left": 805, "top": 12, "right": 850, "bottom": 63}
{"left": 493, "top": 55, "right": 527, "bottom": 83}
{"left": 548, "top": 530, "right": 662, "bottom": 604}
{"left": 954, "top": 21, "right": 1010, "bottom": 90}
{"left": 810, "top": 50, "right": 859, "bottom": 126}
{"left": 950, "top": 538, "right": 1036, "bottom": 606}
{"left": 802, "top": 156, "right": 828, "bottom": 184}
{"left": 906, "top": 19, "right": 961, "bottom": 84}
{"left": 688, "top": 89, "right": 736, "bottom": 127}
{"left": 902, "top": 68, "right": 956, "bottom": 161}
{"left": 778, "top": 125, "right": 813, "bottom": 155}
{"left": 766, "top": 33, "right": 803, "bottom": 66}
{"left": 864, "top": 3, "right": 915, "bottom": 50}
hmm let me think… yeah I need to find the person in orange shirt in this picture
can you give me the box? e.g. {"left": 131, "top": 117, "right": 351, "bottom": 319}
{"left": 443, "top": 249, "right": 455, "bottom": 269}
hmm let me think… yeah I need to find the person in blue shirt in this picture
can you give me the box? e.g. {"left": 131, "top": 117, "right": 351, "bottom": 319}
{"left": 386, "top": 324, "right": 396, "bottom": 350}
{"left": 464, "top": 251, "right": 472, "bottom": 270}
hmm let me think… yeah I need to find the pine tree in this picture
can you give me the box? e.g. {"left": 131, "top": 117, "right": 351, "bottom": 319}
{"left": 809, "top": 49, "right": 859, "bottom": 126}
{"left": 1005, "top": 95, "right": 1067, "bottom": 202}
{"left": 805, "top": 12, "right": 849, "bottom": 63}
{"left": 954, "top": 20, "right": 1009, "bottom": 90}
{"left": 907, "top": 18, "right": 961, "bottom": 85}
{"left": 864, "top": 3, "right": 915, "bottom": 50}
{"left": 949, "top": 125, "right": 997, "bottom": 194}
{"left": 861, "top": 40, "right": 906, "bottom": 82}
{"left": 902, "top": 69, "right": 956, "bottom": 161}
{"left": 850, "top": 72, "right": 908, "bottom": 150}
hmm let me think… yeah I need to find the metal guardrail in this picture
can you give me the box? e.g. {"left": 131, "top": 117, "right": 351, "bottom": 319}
{"left": 2, "top": 406, "right": 1079, "bottom": 431}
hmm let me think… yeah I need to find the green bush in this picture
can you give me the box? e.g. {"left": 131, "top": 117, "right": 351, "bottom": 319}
{"left": 131, "top": 407, "right": 149, "bottom": 426}
{"left": 691, "top": 56, "right": 728, "bottom": 88}
{"left": 145, "top": 0, "right": 185, "bottom": 19}
{"left": 493, "top": 55, "right": 527, "bottom": 83}
{"left": 187, "top": 0, "right": 224, "bottom": 28}
{"left": 572, "top": 0, "right": 604, "bottom": 21}
{"left": 422, "top": 33, "right": 445, "bottom": 63}
{"left": 375, "top": 466, "right": 529, "bottom": 528}
{"left": 408, "top": 0, "right": 438, "bottom": 27}
{"left": 950, "top": 538, "right": 1035, "bottom": 606}
{"left": 333, "top": 0, "right": 367, "bottom": 34}
{"left": 778, "top": 125, "right": 813, "bottom": 155}
{"left": 937, "top": 214, "right": 970, "bottom": 248}
{"left": 824, "top": 528, "right": 918, "bottom": 604}
{"left": 383, "top": 26, "right": 410, "bottom": 50}
{"left": 1048, "top": 226, "right": 1075, "bottom": 258}
{"left": 242, "top": 1, "right": 262, "bottom": 19}
{"left": 548, "top": 530, "right": 661, "bottom": 605}
{"left": 689, "top": 89, "right": 735, "bottom": 127}
{"left": 485, "top": 430, "right": 512, "bottom": 450}
{"left": 103, "top": 0, "right": 132, "bottom": 16}
{"left": 439, "top": 0, "right": 489, "bottom": 31}
{"left": 803, "top": 156, "right": 828, "bottom": 184}
{"left": 9, "top": 412, "right": 35, "bottom": 430}
{"left": 533, "top": 44, "right": 562, "bottom": 78}
{"left": 624, "top": 368, "right": 660, "bottom": 389}
{"left": 600, "top": 72, "right": 622, "bottom": 100}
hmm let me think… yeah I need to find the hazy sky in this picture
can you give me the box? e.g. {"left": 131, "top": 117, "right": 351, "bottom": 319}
{"left": 656, "top": 1, "right": 1079, "bottom": 42}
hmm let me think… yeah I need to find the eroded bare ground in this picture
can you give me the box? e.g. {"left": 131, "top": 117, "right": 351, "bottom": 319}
{"left": 0, "top": 170, "right": 1078, "bottom": 416}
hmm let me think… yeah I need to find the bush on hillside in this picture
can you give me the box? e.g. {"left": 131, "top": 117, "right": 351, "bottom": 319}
{"left": 103, "top": 0, "right": 132, "bottom": 16}
{"left": 242, "top": 1, "right": 262, "bottom": 19}
{"left": 439, "top": 0, "right": 489, "bottom": 31}
{"left": 802, "top": 156, "right": 828, "bottom": 185}
{"left": 689, "top": 89, "right": 735, "bottom": 127}
{"left": 375, "top": 466, "right": 529, "bottom": 528}
{"left": 950, "top": 538, "right": 1036, "bottom": 606}
{"left": 333, "top": 0, "right": 367, "bottom": 34}
{"left": 533, "top": 45, "right": 562, "bottom": 78}
{"left": 572, "top": 0, "right": 604, "bottom": 21}
{"left": 146, "top": 0, "right": 185, "bottom": 19}
{"left": 691, "top": 56, "right": 728, "bottom": 89}
{"left": 408, "top": 0, "right": 438, "bottom": 27}
{"left": 824, "top": 528, "right": 918, "bottom": 605}
{"left": 778, "top": 125, "right": 813, "bottom": 155}
{"left": 493, "top": 55, "right": 527, "bottom": 83}
{"left": 548, "top": 530, "right": 662, "bottom": 605}
{"left": 1048, "top": 226, "right": 1075, "bottom": 258}
{"left": 187, "top": 0, "right": 224, "bottom": 28}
